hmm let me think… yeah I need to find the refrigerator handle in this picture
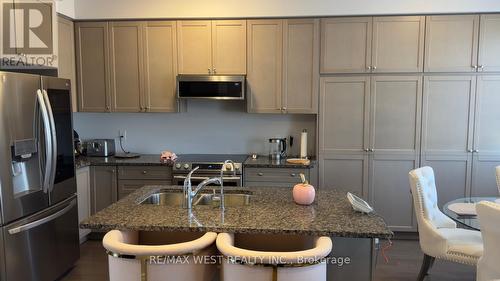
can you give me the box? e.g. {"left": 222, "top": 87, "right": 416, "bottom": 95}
{"left": 42, "top": 89, "right": 57, "bottom": 193}
{"left": 7, "top": 198, "right": 76, "bottom": 235}
{"left": 36, "top": 90, "right": 53, "bottom": 194}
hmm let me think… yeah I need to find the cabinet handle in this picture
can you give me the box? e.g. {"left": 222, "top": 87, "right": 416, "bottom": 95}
{"left": 106, "top": 106, "right": 110, "bottom": 111}
{"left": 369, "top": 148, "right": 374, "bottom": 152}
{"left": 290, "top": 173, "right": 297, "bottom": 177}
{"left": 473, "top": 149, "right": 479, "bottom": 153}
{"left": 372, "top": 66, "right": 377, "bottom": 70}
{"left": 208, "top": 68, "right": 211, "bottom": 74}
{"left": 468, "top": 149, "right": 473, "bottom": 153}
{"left": 213, "top": 68, "right": 216, "bottom": 74}
{"left": 364, "top": 148, "right": 369, "bottom": 152}
{"left": 479, "top": 65, "right": 484, "bottom": 71}
{"left": 142, "top": 170, "right": 147, "bottom": 174}
{"left": 257, "top": 172, "right": 264, "bottom": 176}
{"left": 367, "top": 66, "right": 372, "bottom": 71}
{"left": 473, "top": 65, "right": 478, "bottom": 70}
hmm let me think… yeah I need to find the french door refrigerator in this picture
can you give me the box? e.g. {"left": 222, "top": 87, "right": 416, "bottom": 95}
{"left": 0, "top": 72, "right": 79, "bottom": 281}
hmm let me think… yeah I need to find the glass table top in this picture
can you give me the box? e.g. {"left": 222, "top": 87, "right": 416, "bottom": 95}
{"left": 443, "top": 197, "right": 499, "bottom": 230}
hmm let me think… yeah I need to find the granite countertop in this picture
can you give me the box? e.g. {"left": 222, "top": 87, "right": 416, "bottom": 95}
{"left": 80, "top": 185, "right": 392, "bottom": 239}
{"left": 75, "top": 155, "right": 173, "bottom": 169}
{"left": 244, "top": 156, "right": 316, "bottom": 168}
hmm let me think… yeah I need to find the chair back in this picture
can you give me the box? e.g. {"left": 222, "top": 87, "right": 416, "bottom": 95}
{"left": 409, "top": 167, "right": 457, "bottom": 256}
{"left": 476, "top": 201, "right": 500, "bottom": 281}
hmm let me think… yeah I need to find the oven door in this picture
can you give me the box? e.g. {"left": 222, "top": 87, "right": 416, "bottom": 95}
{"left": 173, "top": 175, "right": 242, "bottom": 187}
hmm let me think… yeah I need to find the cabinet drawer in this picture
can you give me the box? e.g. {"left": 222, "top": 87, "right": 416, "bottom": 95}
{"left": 244, "top": 168, "right": 308, "bottom": 183}
{"left": 118, "top": 166, "right": 172, "bottom": 180}
{"left": 118, "top": 179, "right": 172, "bottom": 199}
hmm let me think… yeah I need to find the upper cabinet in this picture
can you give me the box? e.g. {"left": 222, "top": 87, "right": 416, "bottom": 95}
{"left": 371, "top": 16, "right": 425, "bottom": 73}
{"left": 143, "top": 21, "right": 179, "bottom": 112}
{"left": 57, "top": 16, "right": 77, "bottom": 112}
{"left": 177, "top": 20, "right": 246, "bottom": 75}
{"left": 478, "top": 15, "right": 500, "bottom": 72}
{"left": 247, "top": 20, "right": 283, "bottom": 113}
{"left": 75, "top": 21, "right": 180, "bottom": 113}
{"left": 321, "top": 17, "right": 372, "bottom": 73}
{"left": 212, "top": 21, "right": 247, "bottom": 75}
{"left": 321, "top": 16, "right": 425, "bottom": 73}
{"left": 109, "top": 21, "right": 144, "bottom": 112}
{"left": 424, "top": 15, "right": 479, "bottom": 73}
{"left": 75, "top": 22, "right": 111, "bottom": 112}
{"left": 247, "top": 19, "right": 319, "bottom": 114}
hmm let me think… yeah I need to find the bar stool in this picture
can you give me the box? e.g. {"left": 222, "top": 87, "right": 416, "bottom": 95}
{"left": 216, "top": 233, "right": 332, "bottom": 281}
{"left": 103, "top": 230, "right": 218, "bottom": 281}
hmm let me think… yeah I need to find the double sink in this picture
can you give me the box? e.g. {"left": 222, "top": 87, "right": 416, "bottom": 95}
{"left": 140, "top": 190, "right": 252, "bottom": 207}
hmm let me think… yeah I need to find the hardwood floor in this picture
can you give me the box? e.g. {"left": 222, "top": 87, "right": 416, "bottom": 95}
{"left": 61, "top": 239, "right": 475, "bottom": 281}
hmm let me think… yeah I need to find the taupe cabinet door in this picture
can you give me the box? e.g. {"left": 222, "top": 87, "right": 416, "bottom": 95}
{"left": 90, "top": 166, "right": 117, "bottom": 214}
{"left": 282, "top": 19, "right": 319, "bottom": 114}
{"left": 248, "top": 19, "right": 319, "bottom": 114}
{"left": 471, "top": 76, "right": 500, "bottom": 196}
{"left": 177, "top": 21, "right": 212, "bottom": 74}
{"left": 212, "top": 20, "right": 247, "bottom": 74}
{"left": 319, "top": 76, "right": 370, "bottom": 198}
{"left": 478, "top": 15, "right": 500, "bottom": 72}
{"left": 320, "top": 17, "right": 372, "bottom": 73}
{"left": 368, "top": 76, "right": 422, "bottom": 231}
{"left": 421, "top": 76, "right": 476, "bottom": 206}
{"left": 424, "top": 15, "right": 479, "bottom": 73}
{"left": 57, "top": 16, "right": 77, "bottom": 112}
{"left": 109, "top": 22, "right": 144, "bottom": 112}
{"left": 247, "top": 20, "right": 283, "bottom": 113}
{"left": 320, "top": 76, "right": 422, "bottom": 230}
{"left": 143, "top": 21, "right": 178, "bottom": 112}
{"left": 177, "top": 20, "right": 246, "bottom": 75}
{"left": 371, "top": 16, "right": 425, "bottom": 73}
{"left": 75, "top": 22, "right": 111, "bottom": 112}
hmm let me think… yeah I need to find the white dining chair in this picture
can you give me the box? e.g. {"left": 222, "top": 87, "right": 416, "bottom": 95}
{"left": 103, "top": 230, "right": 218, "bottom": 281}
{"left": 409, "top": 167, "right": 483, "bottom": 281}
{"left": 495, "top": 166, "right": 500, "bottom": 195}
{"left": 216, "top": 233, "right": 332, "bottom": 281}
{"left": 476, "top": 201, "right": 500, "bottom": 281}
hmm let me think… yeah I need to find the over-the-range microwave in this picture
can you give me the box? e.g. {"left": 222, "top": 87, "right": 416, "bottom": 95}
{"left": 177, "top": 75, "right": 245, "bottom": 100}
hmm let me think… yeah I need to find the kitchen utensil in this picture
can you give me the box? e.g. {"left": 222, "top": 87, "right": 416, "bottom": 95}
{"left": 269, "top": 137, "right": 287, "bottom": 160}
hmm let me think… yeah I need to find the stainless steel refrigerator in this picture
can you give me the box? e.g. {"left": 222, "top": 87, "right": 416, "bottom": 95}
{"left": 0, "top": 72, "right": 79, "bottom": 281}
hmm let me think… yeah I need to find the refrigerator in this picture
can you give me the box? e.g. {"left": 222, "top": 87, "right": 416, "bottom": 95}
{"left": 0, "top": 72, "right": 79, "bottom": 281}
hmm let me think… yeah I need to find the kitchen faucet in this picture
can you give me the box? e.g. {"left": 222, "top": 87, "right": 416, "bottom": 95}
{"left": 183, "top": 166, "right": 222, "bottom": 210}
{"left": 182, "top": 160, "right": 236, "bottom": 210}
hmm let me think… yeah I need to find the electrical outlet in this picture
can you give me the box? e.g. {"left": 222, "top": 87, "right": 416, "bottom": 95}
{"left": 119, "top": 130, "right": 127, "bottom": 140}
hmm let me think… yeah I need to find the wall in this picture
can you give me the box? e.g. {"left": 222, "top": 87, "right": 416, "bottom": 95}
{"left": 56, "top": 0, "right": 75, "bottom": 18}
{"left": 73, "top": 0, "right": 500, "bottom": 19}
{"left": 73, "top": 100, "right": 316, "bottom": 156}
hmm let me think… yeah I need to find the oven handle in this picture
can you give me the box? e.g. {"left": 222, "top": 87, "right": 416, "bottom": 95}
{"left": 173, "top": 175, "right": 241, "bottom": 180}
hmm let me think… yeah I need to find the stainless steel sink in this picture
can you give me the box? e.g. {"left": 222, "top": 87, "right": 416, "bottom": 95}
{"left": 140, "top": 191, "right": 251, "bottom": 207}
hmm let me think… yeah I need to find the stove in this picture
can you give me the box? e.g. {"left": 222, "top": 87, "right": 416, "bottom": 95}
{"left": 173, "top": 154, "right": 247, "bottom": 174}
{"left": 172, "top": 154, "right": 248, "bottom": 187}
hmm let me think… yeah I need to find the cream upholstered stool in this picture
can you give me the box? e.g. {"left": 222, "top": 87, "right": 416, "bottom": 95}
{"left": 409, "top": 167, "right": 483, "bottom": 281}
{"left": 476, "top": 201, "right": 500, "bottom": 281}
{"left": 216, "top": 233, "right": 332, "bottom": 281}
{"left": 103, "top": 230, "right": 218, "bottom": 281}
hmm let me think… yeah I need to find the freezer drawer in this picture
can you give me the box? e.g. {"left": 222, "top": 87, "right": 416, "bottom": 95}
{"left": 1, "top": 195, "right": 80, "bottom": 281}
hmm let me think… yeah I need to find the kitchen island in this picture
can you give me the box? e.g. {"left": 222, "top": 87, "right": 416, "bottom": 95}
{"left": 81, "top": 185, "right": 391, "bottom": 238}
{"left": 81, "top": 185, "right": 391, "bottom": 281}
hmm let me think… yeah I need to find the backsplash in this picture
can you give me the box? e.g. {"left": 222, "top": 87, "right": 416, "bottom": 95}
{"left": 73, "top": 100, "right": 316, "bottom": 156}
